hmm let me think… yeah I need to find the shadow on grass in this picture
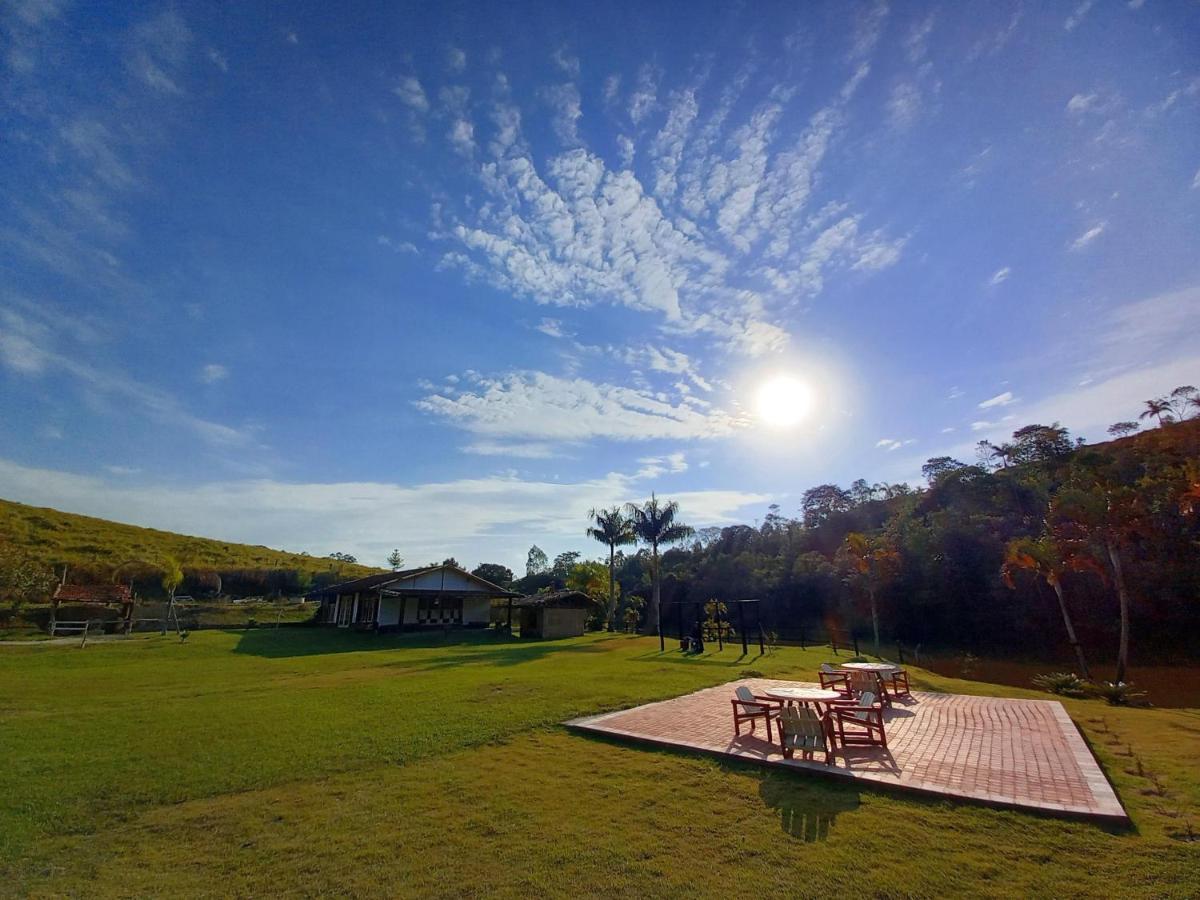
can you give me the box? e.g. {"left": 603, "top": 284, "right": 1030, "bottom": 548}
{"left": 232, "top": 627, "right": 618, "bottom": 668}
{"left": 567, "top": 727, "right": 860, "bottom": 841}
{"left": 627, "top": 649, "right": 768, "bottom": 667}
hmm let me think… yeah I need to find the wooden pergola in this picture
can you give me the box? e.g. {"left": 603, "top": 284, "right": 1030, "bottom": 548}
{"left": 660, "top": 597, "right": 765, "bottom": 656}
{"left": 48, "top": 584, "right": 135, "bottom": 636}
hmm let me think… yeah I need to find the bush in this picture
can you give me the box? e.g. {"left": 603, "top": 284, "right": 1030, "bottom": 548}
{"left": 1032, "top": 672, "right": 1091, "bottom": 698}
{"left": 1092, "top": 681, "right": 1149, "bottom": 707}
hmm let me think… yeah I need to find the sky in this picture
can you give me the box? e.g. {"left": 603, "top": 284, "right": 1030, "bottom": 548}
{"left": 1, "top": 0, "right": 1198, "bottom": 571}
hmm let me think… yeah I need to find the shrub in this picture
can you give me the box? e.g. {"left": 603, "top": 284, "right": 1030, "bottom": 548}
{"left": 1092, "top": 681, "right": 1149, "bottom": 707}
{"left": 1032, "top": 672, "right": 1091, "bottom": 698}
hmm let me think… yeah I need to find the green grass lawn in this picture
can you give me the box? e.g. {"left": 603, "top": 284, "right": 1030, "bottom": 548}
{"left": 2, "top": 630, "right": 1197, "bottom": 897}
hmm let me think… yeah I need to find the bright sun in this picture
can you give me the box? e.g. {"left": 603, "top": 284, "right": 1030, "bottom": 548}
{"left": 754, "top": 375, "right": 814, "bottom": 428}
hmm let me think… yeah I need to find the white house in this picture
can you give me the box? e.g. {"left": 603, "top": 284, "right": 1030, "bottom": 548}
{"left": 310, "top": 564, "right": 518, "bottom": 631}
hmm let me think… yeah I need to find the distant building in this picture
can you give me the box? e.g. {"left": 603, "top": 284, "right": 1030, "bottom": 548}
{"left": 307, "top": 564, "right": 517, "bottom": 631}
{"left": 510, "top": 590, "right": 593, "bottom": 639}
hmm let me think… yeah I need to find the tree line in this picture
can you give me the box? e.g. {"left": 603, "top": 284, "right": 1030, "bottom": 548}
{"left": 496, "top": 389, "right": 1200, "bottom": 677}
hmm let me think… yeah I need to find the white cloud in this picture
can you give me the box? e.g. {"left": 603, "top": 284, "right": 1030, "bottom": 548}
{"left": 628, "top": 64, "right": 659, "bottom": 124}
{"left": 1069, "top": 222, "right": 1106, "bottom": 251}
{"left": 542, "top": 83, "right": 582, "bottom": 146}
{"left": 126, "top": 11, "right": 191, "bottom": 95}
{"left": 0, "top": 457, "right": 765, "bottom": 571}
{"left": 947, "top": 386, "right": 965, "bottom": 400}
{"left": 446, "top": 46, "right": 466, "bottom": 73}
{"left": 1064, "top": 0, "right": 1095, "bottom": 31}
{"left": 978, "top": 391, "right": 1017, "bottom": 408}
{"left": 462, "top": 441, "right": 561, "bottom": 459}
{"left": 207, "top": 48, "right": 227, "bottom": 72}
{"left": 848, "top": 0, "right": 889, "bottom": 62}
{"left": 887, "top": 82, "right": 922, "bottom": 129}
{"left": 551, "top": 47, "right": 579, "bottom": 78}
{"left": 393, "top": 76, "right": 429, "bottom": 113}
{"left": 1192, "top": 168, "right": 1200, "bottom": 190}
{"left": 416, "top": 371, "right": 744, "bottom": 442}
{"left": 535, "top": 318, "right": 566, "bottom": 338}
{"left": 635, "top": 451, "right": 688, "bottom": 479}
{"left": 200, "top": 363, "right": 228, "bottom": 384}
{"left": 105, "top": 465, "right": 141, "bottom": 476}
{"left": 448, "top": 118, "right": 475, "bottom": 156}
{"left": 970, "top": 420, "right": 996, "bottom": 432}
{"left": 0, "top": 304, "right": 251, "bottom": 448}
{"left": 875, "top": 437, "right": 915, "bottom": 452}
{"left": 989, "top": 266, "right": 1011, "bottom": 286}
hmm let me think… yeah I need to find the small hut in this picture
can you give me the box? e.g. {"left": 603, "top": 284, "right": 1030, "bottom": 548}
{"left": 511, "top": 590, "right": 594, "bottom": 639}
{"left": 49, "top": 583, "right": 135, "bottom": 635}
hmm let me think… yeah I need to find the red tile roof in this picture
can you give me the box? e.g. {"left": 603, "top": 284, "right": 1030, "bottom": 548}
{"left": 52, "top": 583, "right": 133, "bottom": 604}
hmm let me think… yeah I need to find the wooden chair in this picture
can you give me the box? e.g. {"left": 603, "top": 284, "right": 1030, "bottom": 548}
{"left": 831, "top": 690, "right": 888, "bottom": 748}
{"left": 731, "top": 685, "right": 783, "bottom": 741}
{"left": 817, "top": 664, "right": 852, "bottom": 695}
{"left": 777, "top": 706, "right": 835, "bottom": 765}
{"left": 845, "top": 669, "right": 891, "bottom": 706}
{"left": 888, "top": 668, "right": 912, "bottom": 698}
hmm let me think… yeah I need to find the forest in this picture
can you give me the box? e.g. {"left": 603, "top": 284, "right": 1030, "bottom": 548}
{"left": 515, "top": 400, "right": 1200, "bottom": 675}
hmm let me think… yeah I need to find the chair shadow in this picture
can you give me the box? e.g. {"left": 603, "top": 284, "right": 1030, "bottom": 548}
{"left": 757, "top": 771, "right": 861, "bottom": 841}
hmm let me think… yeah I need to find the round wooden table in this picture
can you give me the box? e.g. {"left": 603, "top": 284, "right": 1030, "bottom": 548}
{"left": 762, "top": 686, "right": 846, "bottom": 713}
{"left": 838, "top": 662, "right": 899, "bottom": 673}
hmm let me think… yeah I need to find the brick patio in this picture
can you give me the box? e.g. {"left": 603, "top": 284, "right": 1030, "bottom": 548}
{"left": 566, "top": 678, "right": 1127, "bottom": 822}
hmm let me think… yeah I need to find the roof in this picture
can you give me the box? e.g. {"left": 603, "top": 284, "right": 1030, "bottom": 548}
{"left": 307, "top": 564, "right": 518, "bottom": 598}
{"left": 52, "top": 583, "right": 133, "bottom": 604}
{"left": 511, "top": 590, "right": 595, "bottom": 609}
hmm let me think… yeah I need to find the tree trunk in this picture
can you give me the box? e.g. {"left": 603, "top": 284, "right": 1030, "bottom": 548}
{"left": 606, "top": 545, "right": 616, "bottom": 632}
{"left": 1106, "top": 537, "right": 1131, "bottom": 684}
{"left": 869, "top": 586, "right": 880, "bottom": 657}
{"left": 1050, "top": 578, "right": 1091, "bottom": 679}
{"left": 648, "top": 543, "right": 660, "bottom": 636}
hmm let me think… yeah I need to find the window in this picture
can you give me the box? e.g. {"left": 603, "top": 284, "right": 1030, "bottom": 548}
{"left": 416, "top": 596, "right": 462, "bottom": 624}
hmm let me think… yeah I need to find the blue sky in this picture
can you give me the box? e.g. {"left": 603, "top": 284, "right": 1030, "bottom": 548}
{"left": 1, "top": 0, "right": 1198, "bottom": 570}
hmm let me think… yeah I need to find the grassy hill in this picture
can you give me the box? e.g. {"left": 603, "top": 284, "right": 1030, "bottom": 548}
{"left": 0, "top": 497, "right": 379, "bottom": 588}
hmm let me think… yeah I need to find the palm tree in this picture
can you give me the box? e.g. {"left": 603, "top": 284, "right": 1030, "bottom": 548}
{"left": 1139, "top": 397, "right": 1173, "bottom": 427}
{"left": 1001, "top": 534, "right": 1091, "bottom": 678}
{"left": 586, "top": 506, "right": 635, "bottom": 631}
{"left": 841, "top": 532, "right": 899, "bottom": 657}
{"left": 625, "top": 495, "right": 694, "bottom": 636}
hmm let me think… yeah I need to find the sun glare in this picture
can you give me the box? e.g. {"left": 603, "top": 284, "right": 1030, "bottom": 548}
{"left": 754, "top": 375, "right": 814, "bottom": 428}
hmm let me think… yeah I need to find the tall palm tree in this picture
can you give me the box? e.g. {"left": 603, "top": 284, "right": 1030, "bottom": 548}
{"left": 625, "top": 495, "right": 694, "bottom": 636}
{"left": 586, "top": 506, "right": 635, "bottom": 631}
{"left": 1139, "top": 397, "right": 1173, "bottom": 427}
{"left": 1001, "top": 534, "right": 1091, "bottom": 678}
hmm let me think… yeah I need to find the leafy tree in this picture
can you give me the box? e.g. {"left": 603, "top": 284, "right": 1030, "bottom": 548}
{"left": 525, "top": 545, "right": 548, "bottom": 578}
{"left": 441, "top": 557, "right": 460, "bottom": 568}
{"left": 1107, "top": 422, "right": 1138, "bottom": 438}
{"left": 800, "top": 484, "right": 851, "bottom": 528}
{"left": 386, "top": 549, "right": 405, "bottom": 570}
{"left": 626, "top": 494, "right": 694, "bottom": 634}
{"left": 622, "top": 595, "right": 644, "bottom": 633}
{"left": 471, "top": 563, "right": 514, "bottom": 588}
{"left": 328, "top": 551, "right": 357, "bottom": 563}
{"left": 586, "top": 506, "right": 636, "bottom": 630}
{"left": 839, "top": 532, "right": 899, "bottom": 657}
{"left": 1001, "top": 533, "right": 1092, "bottom": 678}
{"left": 1009, "top": 423, "right": 1073, "bottom": 465}
{"left": 1168, "top": 385, "right": 1198, "bottom": 421}
{"left": 550, "top": 550, "right": 581, "bottom": 579}
{"left": 161, "top": 556, "right": 184, "bottom": 599}
{"left": 1051, "top": 471, "right": 1150, "bottom": 684}
{"left": 0, "top": 546, "right": 56, "bottom": 612}
{"left": 922, "top": 456, "right": 966, "bottom": 484}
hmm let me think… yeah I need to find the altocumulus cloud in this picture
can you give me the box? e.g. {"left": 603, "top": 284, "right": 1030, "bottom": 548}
{"left": 418, "top": 55, "right": 904, "bottom": 358}
{"left": 416, "top": 371, "right": 745, "bottom": 441}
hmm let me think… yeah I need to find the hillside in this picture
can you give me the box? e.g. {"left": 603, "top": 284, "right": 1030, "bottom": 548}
{"left": 0, "top": 498, "right": 379, "bottom": 593}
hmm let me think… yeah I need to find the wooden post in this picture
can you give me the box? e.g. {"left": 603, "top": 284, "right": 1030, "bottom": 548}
{"left": 506, "top": 597, "right": 513, "bottom": 633}
{"left": 677, "top": 603, "right": 684, "bottom": 643}
{"left": 853, "top": 632, "right": 860, "bottom": 656}
{"left": 399, "top": 595, "right": 407, "bottom": 632}
{"left": 897, "top": 643, "right": 904, "bottom": 665}
{"left": 49, "top": 599, "right": 58, "bottom": 638}
{"left": 716, "top": 605, "right": 723, "bottom": 651}
{"left": 757, "top": 616, "right": 765, "bottom": 656}
{"left": 737, "top": 602, "right": 748, "bottom": 656}
{"left": 798, "top": 625, "right": 806, "bottom": 651}
{"left": 658, "top": 620, "right": 664, "bottom": 652}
